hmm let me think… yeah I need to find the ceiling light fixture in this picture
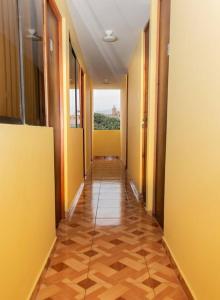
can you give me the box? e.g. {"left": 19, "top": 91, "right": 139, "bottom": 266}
{"left": 103, "top": 78, "right": 110, "bottom": 84}
{"left": 103, "top": 30, "right": 118, "bottom": 43}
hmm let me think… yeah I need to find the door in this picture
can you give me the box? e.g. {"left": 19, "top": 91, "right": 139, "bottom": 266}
{"left": 142, "top": 23, "right": 150, "bottom": 201}
{"left": 46, "top": 1, "right": 63, "bottom": 225}
{"left": 154, "top": 0, "right": 171, "bottom": 228}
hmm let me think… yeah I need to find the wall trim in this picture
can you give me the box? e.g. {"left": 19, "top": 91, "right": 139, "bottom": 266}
{"left": 162, "top": 237, "right": 196, "bottom": 300}
{"left": 145, "top": 209, "right": 153, "bottom": 216}
{"left": 29, "top": 237, "right": 57, "bottom": 300}
{"left": 66, "top": 182, "right": 84, "bottom": 218}
{"left": 85, "top": 161, "right": 92, "bottom": 179}
{"left": 129, "top": 179, "right": 142, "bottom": 201}
{"left": 121, "top": 162, "right": 126, "bottom": 170}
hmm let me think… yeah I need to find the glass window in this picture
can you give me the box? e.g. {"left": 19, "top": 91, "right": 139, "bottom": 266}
{"left": 93, "top": 89, "right": 121, "bottom": 130}
{"left": 69, "top": 40, "right": 82, "bottom": 128}
{"left": 19, "top": 0, "right": 45, "bottom": 125}
{"left": 69, "top": 41, "right": 77, "bottom": 128}
{"left": 0, "top": 0, "right": 22, "bottom": 123}
{"left": 76, "top": 60, "right": 81, "bottom": 128}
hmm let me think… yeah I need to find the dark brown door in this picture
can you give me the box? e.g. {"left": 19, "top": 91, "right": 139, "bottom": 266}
{"left": 154, "top": 0, "right": 171, "bottom": 228}
{"left": 46, "top": 1, "right": 62, "bottom": 225}
{"left": 142, "top": 24, "right": 150, "bottom": 201}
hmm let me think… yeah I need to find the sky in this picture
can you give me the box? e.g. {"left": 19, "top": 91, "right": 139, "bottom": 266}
{"left": 93, "top": 89, "right": 121, "bottom": 113}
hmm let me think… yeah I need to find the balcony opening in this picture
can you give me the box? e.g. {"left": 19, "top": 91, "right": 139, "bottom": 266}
{"left": 93, "top": 89, "right": 120, "bottom": 130}
{"left": 93, "top": 89, "right": 121, "bottom": 159}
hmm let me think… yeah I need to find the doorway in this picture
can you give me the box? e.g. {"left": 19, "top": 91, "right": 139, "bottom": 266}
{"left": 154, "top": 0, "right": 171, "bottom": 228}
{"left": 142, "top": 23, "right": 150, "bottom": 202}
{"left": 45, "top": 0, "right": 64, "bottom": 226}
{"left": 92, "top": 89, "right": 121, "bottom": 159}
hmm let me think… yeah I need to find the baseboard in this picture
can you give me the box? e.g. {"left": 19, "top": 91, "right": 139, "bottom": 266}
{"left": 162, "top": 237, "right": 196, "bottom": 300}
{"left": 120, "top": 160, "right": 126, "bottom": 170}
{"left": 66, "top": 182, "right": 84, "bottom": 218}
{"left": 129, "top": 179, "right": 142, "bottom": 201}
{"left": 85, "top": 161, "right": 92, "bottom": 179}
{"left": 28, "top": 237, "right": 57, "bottom": 300}
{"left": 145, "top": 209, "right": 153, "bottom": 216}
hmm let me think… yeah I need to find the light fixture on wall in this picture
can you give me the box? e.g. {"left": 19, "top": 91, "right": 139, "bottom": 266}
{"left": 26, "top": 29, "right": 42, "bottom": 41}
{"left": 103, "top": 30, "right": 118, "bottom": 43}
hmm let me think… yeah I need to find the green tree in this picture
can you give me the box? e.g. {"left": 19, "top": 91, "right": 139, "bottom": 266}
{"left": 94, "top": 113, "right": 120, "bottom": 130}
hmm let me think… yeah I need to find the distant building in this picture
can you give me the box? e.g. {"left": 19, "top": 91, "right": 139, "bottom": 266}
{"left": 96, "top": 105, "right": 120, "bottom": 118}
{"left": 112, "top": 105, "right": 120, "bottom": 118}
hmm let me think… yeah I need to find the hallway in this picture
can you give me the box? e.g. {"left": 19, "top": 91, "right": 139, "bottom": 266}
{"left": 35, "top": 159, "right": 187, "bottom": 300}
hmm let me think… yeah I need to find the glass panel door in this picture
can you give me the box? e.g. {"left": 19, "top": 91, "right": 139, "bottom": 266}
{"left": 0, "top": 0, "right": 22, "bottom": 123}
{"left": 19, "top": 0, "right": 45, "bottom": 125}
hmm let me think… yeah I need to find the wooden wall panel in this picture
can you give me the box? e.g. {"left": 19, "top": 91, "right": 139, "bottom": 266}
{"left": 20, "top": 0, "right": 45, "bottom": 125}
{"left": 0, "top": 0, "right": 21, "bottom": 120}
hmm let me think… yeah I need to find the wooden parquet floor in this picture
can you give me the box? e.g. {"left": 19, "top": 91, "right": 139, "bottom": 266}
{"left": 34, "top": 159, "right": 188, "bottom": 300}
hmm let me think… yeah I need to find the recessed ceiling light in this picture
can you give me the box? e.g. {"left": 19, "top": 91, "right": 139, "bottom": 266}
{"left": 103, "top": 79, "right": 110, "bottom": 84}
{"left": 103, "top": 30, "right": 118, "bottom": 43}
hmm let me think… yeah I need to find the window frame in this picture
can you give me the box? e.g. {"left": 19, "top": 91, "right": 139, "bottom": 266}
{"left": 76, "top": 59, "right": 81, "bottom": 128}
{"left": 69, "top": 38, "right": 83, "bottom": 129}
{"left": 93, "top": 89, "right": 121, "bottom": 131}
{"left": 19, "top": 0, "right": 46, "bottom": 126}
{"left": 0, "top": 0, "right": 24, "bottom": 125}
{"left": 0, "top": 0, "right": 46, "bottom": 126}
{"left": 69, "top": 39, "right": 77, "bottom": 128}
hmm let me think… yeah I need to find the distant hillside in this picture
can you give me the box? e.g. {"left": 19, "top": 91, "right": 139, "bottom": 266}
{"left": 94, "top": 113, "right": 120, "bottom": 130}
{"left": 95, "top": 109, "right": 112, "bottom": 115}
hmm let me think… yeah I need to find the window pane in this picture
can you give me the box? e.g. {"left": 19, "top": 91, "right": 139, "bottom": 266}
{"left": 69, "top": 42, "right": 76, "bottom": 128}
{"left": 76, "top": 60, "right": 81, "bottom": 128}
{"left": 0, "top": 0, "right": 22, "bottom": 122}
{"left": 20, "top": 0, "right": 45, "bottom": 125}
{"left": 93, "top": 89, "right": 121, "bottom": 130}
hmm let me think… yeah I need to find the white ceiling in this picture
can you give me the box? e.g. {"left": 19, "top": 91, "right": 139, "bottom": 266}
{"left": 67, "top": 0, "right": 150, "bottom": 86}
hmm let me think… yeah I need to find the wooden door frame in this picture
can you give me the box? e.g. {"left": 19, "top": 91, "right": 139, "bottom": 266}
{"left": 80, "top": 69, "right": 86, "bottom": 177}
{"left": 90, "top": 88, "right": 93, "bottom": 163}
{"left": 91, "top": 89, "right": 94, "bottom": 161}
{"left": 152, "top": 3, "right": 161, "bottom": 217}
{"left": 44, "top": 0, "right": 65, "bottom": 220}
{"left": 153, "top": 0, "right": 171, "bottom": 227}
{"left": 125, "top": 75, "right": 129, "bottom": 170}
{"left": 142, "top": 22, "right": 150, "bottom": 201}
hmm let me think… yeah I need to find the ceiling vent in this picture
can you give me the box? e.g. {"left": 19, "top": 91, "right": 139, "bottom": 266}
{"left": 103, "top": 30, "right": 118, "bottom": 43}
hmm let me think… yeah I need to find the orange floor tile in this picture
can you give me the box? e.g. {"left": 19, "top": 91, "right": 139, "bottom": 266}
{"left": 34, "top": 159, "right": 188, "bottom": 300}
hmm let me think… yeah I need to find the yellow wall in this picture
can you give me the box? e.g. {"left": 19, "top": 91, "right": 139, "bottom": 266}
{"left": 120, "top": 76, "right": 128, "bottom": 167}
{"left": 0, "top": 1, "right": 92, "bottom": 298}
{"left": 164, "top": 1, "right": 220, "bottom": 299}
{"left": 54, "top": 0, "right": 87, "bottom": 70}
{"left": 54, "top": 0, "right": 92, "bottom": 210}
{"left": 93, "top": 130, "right": 121, "bottom": 157}
{"left": 127, "top": 33, "right": 144, "bottom": 193}
{"left": 84, "top": 75, "right": 92, "bottom": 174}
{"left": 145, "top": 0, "right": 159, "bottom": 212}
{"left": 66, "top": 129, "right": 84, "bottom": 209}
{"left": 0, "top": 125, "right": 56, "bottom": 300}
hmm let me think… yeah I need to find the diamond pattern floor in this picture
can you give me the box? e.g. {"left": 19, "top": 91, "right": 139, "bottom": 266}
{"left": 34, "top": 159, "right": 188, "bottom": 300}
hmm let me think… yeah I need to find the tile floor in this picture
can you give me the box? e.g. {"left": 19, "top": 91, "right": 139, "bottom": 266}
{"left": 35, "top": 159, "right": 188, "bottom": 300}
